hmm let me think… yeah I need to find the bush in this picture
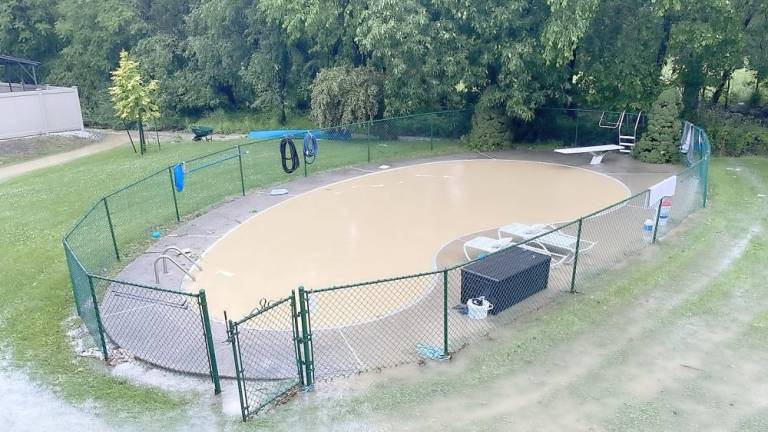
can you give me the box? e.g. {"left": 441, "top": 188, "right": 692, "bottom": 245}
{"left": 468, "top": 91, "right": 513, "bottom": 151}
{"left": 310, "top": 66, "right": 384, "bottom": 127}
{"left": 700, "top": 110, "right": 768, "bottom": 156}
{"left": 633, "top": 88, "right": 682, "bottom": 163}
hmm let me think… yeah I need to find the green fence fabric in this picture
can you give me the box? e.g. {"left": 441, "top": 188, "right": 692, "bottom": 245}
{"left": 63, "top": 111, "right": 710, "bottom": 420}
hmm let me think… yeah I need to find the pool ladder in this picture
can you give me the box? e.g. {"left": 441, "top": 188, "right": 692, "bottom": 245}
{"left": 154, "top": 246, "right": 203, "bottom": 284}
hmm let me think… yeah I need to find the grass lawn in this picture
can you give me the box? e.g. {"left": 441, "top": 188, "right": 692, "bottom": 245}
{"left": 0, "top": 134, "right": 466, "bottom": 422}
{"left": 6, "top": 122, "right": 768, "bottom": 430}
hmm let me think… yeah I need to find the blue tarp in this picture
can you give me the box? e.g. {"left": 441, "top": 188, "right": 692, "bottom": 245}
{"left": 247, "top": 128, "right": 351, "bottom": 140}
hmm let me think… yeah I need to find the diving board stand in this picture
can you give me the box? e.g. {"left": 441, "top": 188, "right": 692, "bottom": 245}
{"left": 554, "top": 144, "right": 624, "bottom": 165}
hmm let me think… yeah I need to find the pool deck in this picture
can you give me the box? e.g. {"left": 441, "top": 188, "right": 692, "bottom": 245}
{"left": 102, "top": 149, "right": 677, "bottom": 380}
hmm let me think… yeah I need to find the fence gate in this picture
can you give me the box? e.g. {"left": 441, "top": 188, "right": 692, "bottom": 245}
{"left": 228, "top": 291, "right": 313, "bottom": 421}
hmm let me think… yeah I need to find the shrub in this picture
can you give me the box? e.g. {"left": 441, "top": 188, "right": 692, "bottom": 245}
{"left": 467, "top": 90, "right": 513, "bottom": 151}
{"left": 633, "top": 88, "right": 682, "bottom": 163}
{"left": 700, "top": 110, "right": 768, "bottom": 156}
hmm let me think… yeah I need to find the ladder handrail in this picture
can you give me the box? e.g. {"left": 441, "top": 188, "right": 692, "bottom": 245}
{"left": 162, "top": 246, "right": 203, "bottom": 271}
{"left": 154, "top": 255, "right": 196, "bottom": 284}
{"left": 599, "top": 110, "right": 625, "bottom": 129}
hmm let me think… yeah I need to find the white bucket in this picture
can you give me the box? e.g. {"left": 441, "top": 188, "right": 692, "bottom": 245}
{"left": 467, "top": 297, "right": 494, "bottom": 320}
{"left": 642, "top": 218, "right": 654, "bottom": 242}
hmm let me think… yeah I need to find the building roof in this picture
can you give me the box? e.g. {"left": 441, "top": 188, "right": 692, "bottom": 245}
{"left": 0, "top": 54, "right": 41, "bottom": 67}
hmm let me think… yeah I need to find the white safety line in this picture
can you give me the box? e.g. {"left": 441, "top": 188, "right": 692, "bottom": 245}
{"left": 337, "top": 327, "right": 366, "bottom": 369}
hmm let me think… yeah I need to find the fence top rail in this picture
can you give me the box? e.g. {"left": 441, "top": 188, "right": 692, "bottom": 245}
{"left": 63, "top": 198, "right": 105, "bottom": 241}
{"left": 234, "top": 294, "right": 294, "bottom": 325}
{"left": 88, "top": 274, "right": 201, "bottom": 298}
{"left": 104, "top": 167, "right": 168, "bottom": 199}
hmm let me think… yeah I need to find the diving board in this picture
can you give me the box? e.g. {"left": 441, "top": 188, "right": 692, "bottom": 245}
{"left": 554, "top": 144, "right": 624, "bottom": 165}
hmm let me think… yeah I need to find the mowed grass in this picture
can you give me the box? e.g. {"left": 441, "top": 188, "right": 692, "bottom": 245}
{"left": 0, "top": 134, "right": 466, "bottom": 418}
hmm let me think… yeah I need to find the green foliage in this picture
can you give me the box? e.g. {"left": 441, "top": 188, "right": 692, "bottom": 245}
{"left": 700, "top": 110, "right": 768, "bottom": 156}
{"left": 310, "top": 66, "right": 383, "bottom": 127}
{"left": 467, "top": 90, "right": 514, "bottom": 151}
{"left": 109, "top": 51, "right": 160, "bottom": 123}
{"left": 2, "top": 0, "right": 767, "bottom": 139}
{"left": 633, "top": 88, "right": 683, "bottom": 163}
{"left": 109, "top": 51, "right": 161, "bottom": 154}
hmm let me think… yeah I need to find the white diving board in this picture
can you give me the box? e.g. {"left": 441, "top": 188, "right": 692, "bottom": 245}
{"left": 554, "top": 144, "right": 624, "bottom": 165}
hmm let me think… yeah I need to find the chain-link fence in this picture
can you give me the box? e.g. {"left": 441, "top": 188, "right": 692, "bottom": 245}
{"left": 63, "top": 109, "right": 710, "bottom": 420}
{"left": 228, "top": 295, "right": 305, "bottom": 421}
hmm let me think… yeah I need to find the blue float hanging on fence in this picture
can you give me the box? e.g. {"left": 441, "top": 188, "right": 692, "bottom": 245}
{"left": 173, "top": 162, "right": 186, "bottom": 192}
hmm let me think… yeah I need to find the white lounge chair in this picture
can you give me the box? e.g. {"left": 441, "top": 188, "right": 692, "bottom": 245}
{"left": 497, "top": 223, "right": 596, "bottom": 265}
{"left": 463, "top": 236, "right": 563, "bottom": 267}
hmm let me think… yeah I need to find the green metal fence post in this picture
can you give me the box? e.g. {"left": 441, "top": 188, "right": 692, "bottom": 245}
{"left": 237, "top": 145, "right": 246, "bottom": 196}
{"left": 168, "top": 166, "right": 181, "bottom": 222}
{"left": 652, "top": 198, "right": 664, "bottom": 243}
{"left": 290, "top": 291, "right": 305, "bottom": 386}
{"left": 303, "top": 154, "right": 308, "bottom": 178}
{"left": 228, "top": 320, "right": 248, "bottom": 422}
{"left": 87, "top": 274, "right": 109, "bottom": 360}
{"left": 198, "top": 289, "right": 221, "bottom": 395}
{"left": 367, "top": 121, "right": 372, "bottom": 163}
{"left": 569, "top": 219, "right": 583, "bottom": 294}
{"left": 702, "top": 157, "right": 709, "bottom": 208}
{"left": 430, "top": 117, "right": 434, "bottom": 152}
{"left": 102, "top": 198, "right": 120, "bottom": 261}
{"left": 442, "top": 270, "right": 449, "bottom": 356}
{"left": 297, "top": 286, "right": 314, "bottom": 388}
{"left": 574, "top": 111, "right": 580, "bottom": 147}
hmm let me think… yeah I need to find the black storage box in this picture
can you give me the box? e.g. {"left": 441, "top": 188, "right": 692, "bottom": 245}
{"left": 460, "top": 246, "right": 551, "bottom": 315}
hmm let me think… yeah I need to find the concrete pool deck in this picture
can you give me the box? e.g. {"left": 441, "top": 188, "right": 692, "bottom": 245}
{"left": 101, "top": 149, "right": 677, "bottom": 379}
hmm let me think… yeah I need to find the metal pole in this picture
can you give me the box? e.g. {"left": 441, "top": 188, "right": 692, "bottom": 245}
{"left": 430, "top": 117, "right": 434, "bottom": 152}
{"left": 652, "top": 198, "right": 664, "bottom": 243}
{"left": 87, "top": 275, "right": 109, "bottom": 360}
{"left": 103, "top": 198, "right": 120, "bottom": 261}
{"left": 442, "top": 270, "right": 449, "bottom": 356}
{"left": 569, "top": 220, "right": 583, "bottom": 294}
{"left": 290, "top": 291, "right": 305, "bottom": 386}
{"left": 297, "top": 287, "right": 314, "bottom": 388}
{"left": 228, "top": 320, "right": 248, "bottom": 422}
{"left": 574, "top": 111, "right": 580, "bottom": 147}
{"left": 198, "top": 290, "right": 221, "bottom": 395}
{"left": 367, "top": 122, "right": 372, "bottom": 163}
{"left": 237, "top": 145, "right": 246, "bottom": 196}
{"left": 168, "top": 166, "right": 181, "bottom": 222}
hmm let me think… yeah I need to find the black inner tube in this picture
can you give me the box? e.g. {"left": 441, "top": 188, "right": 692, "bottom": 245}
{"left": 280, "top": 136, "right": 299, "bottom": 174}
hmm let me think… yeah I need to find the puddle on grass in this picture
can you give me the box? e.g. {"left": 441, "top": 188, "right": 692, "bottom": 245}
{"left": 0, "top": 351, "right": 114, "bottom": 431}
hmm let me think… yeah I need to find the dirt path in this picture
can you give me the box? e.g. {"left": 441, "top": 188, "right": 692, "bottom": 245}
{"left": 0, "top": 131, "right": 132, "bottom": 183}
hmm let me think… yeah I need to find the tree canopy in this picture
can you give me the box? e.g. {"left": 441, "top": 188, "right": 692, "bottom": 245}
{"left": 1, "top": 0, "right": 765, "bottom": 126}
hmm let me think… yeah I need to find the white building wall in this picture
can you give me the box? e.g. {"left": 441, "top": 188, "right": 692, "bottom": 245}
{"left": 0, "top": 85, "right": 85, "bottom": 139}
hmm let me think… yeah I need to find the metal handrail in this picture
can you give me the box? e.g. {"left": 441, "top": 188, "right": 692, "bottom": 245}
{"left": 154, "top": 255, "right": 196, "bottom": 284}
{"left": 162, "top": 246, "right": 202, "bottom": 271}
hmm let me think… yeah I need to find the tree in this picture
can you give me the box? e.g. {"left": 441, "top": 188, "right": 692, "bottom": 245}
{"left": 310, "top": 66, "right": 383, "bottom": 127}
{"left": 109, "top": 51, "right": 160, "bottom": 155}
{"left": 633, "top": 88, "right": 683, "bottom": 163}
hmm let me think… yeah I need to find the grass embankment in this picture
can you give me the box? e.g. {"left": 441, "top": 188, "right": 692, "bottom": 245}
{"left": 0, "top": 134, "right": 465, "bottom": 421}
